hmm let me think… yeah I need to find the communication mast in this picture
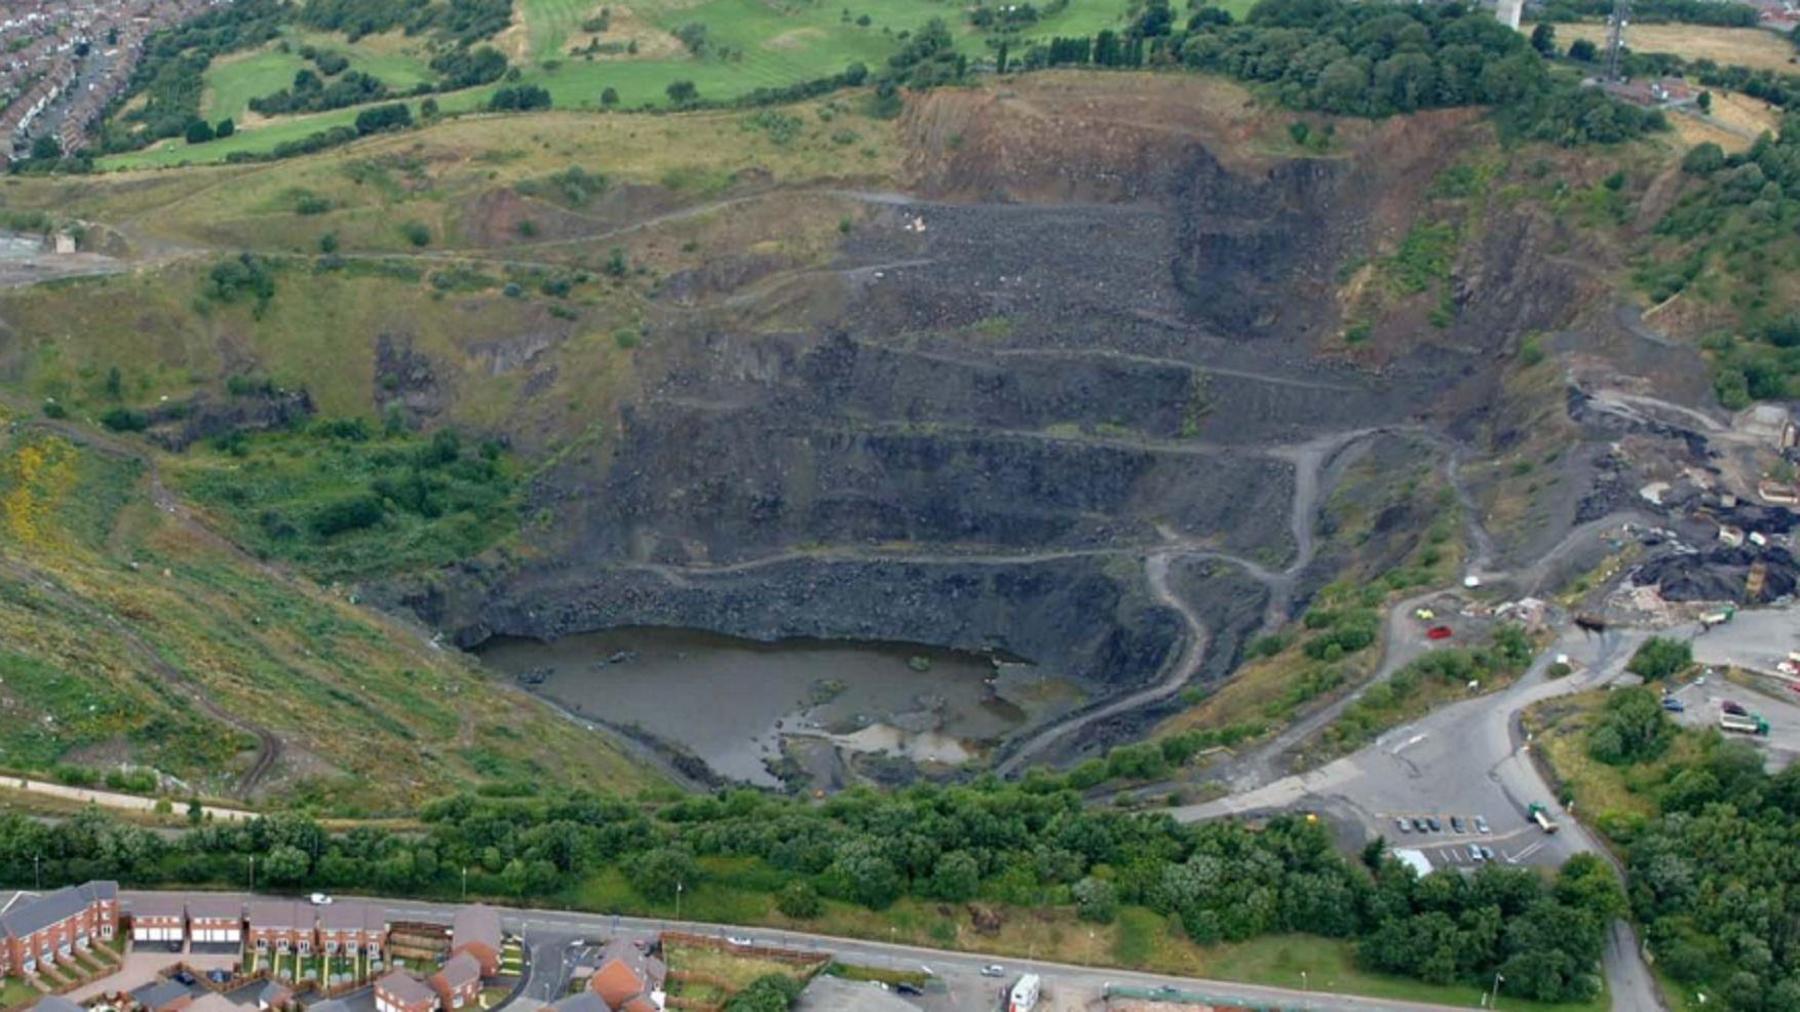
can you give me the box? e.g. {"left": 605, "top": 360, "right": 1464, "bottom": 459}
{"left": 1604, "top": 0, "right": 1631, "bottom": 82}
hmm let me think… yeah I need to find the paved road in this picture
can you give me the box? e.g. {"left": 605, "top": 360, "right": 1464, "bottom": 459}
{"left": 120, "top": 891, "right": 1475, "bottom": 1011}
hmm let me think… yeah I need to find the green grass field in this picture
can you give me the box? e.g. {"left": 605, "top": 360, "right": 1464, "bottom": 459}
{"left": 202, "top": 48, "right": 312, "bottom": 124}
{"left": 104, "top": 0, "right": 1140, "bottom": 169}
{"left": 199, "top": 32, "right": 440, "bottom": 125}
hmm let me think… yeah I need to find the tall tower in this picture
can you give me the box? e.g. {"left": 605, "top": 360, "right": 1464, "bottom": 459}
{"left": 1605, "top": 0, "right": 1631, "bottom": 82}
{"left": 1497, "top": 0, "right": 1523, "bottom": 30}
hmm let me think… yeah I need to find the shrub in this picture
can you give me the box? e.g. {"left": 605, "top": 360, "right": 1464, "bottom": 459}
{"left": 1627, "top": 637, "right": 1692, "bottom": 681}
{"left": 401, "top": 221, "right": 432, "bottom": 247}
{"left": 100, "top": 407, "right": 149, "bottom": 432}
{"left": 309, "top": 495, "right": 386, "bottom": 537}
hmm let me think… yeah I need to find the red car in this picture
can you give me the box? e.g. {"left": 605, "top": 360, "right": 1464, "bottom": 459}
{"left": 1426, "top": 626, "right": 1453, "bottom": 641}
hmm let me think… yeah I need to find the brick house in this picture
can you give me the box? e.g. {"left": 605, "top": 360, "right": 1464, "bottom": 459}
{"left": 317, "top": 902, "right": 387, "bottom": 965}
{"left": 245, "top": 901, "right": 314, "bottom": 959}
{"left": 130, "top": 895, "right": 186, "bottom": 945}
{"left": 0, "top": 881, "right": 119, "bottom": 975}
{"left": 449, "top": 906, "right": 500, "bottom": 978}
{"left": 375, "top": 972, "right": 439, "bottom": 1012}
{"left": 186, "top": 896, "right": 243, "bottom": 945}
{"left": 429, "top": 953, "right": 482, "bottom": 1012}
{"left": 586, "top": 940, "right": 664, "bottom": 1012}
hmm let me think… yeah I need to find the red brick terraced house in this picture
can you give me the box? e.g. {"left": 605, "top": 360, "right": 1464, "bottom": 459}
{"left": 130, "top": 895, "right": 186, "bottom": 945}
{"left": 186, "top": 896, "right": 243, "bottom": 946}
{"left": 586, "top": 940, "right": 664, "bottom": 1012}
{"left": 375, "top": 971, "right": 439, "bottom": 1012}
{"left": 448, "top": 906, "right": 500, "bottom": 978}
{"left": 0, "top": 881, "right": 118, "bottom": 976}
{"left": 245, "top": 900, "right": 315, "bottom": 963}
{"left": 318, "top": 902, "right": 388, "bottom": 969}
{"left": 429, "top": 952, "right": 482, "bottom": 1011}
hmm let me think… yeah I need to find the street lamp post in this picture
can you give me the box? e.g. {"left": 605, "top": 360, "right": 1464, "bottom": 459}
{"left": 248, "top": 855, "right": 255, "bottom": 892}
{"left": 34, "top": 854, "right": 40, "bottom": 890}
{"left": 1489, "top": 972, "right": 1505, "bottom": 1009}
{"left": 675, "top": 882, "right": 683, "bottom": 924}
{"left": 1301, "top": 970, "right": 1308, "bottom": 991}
{"left": 462, "top": 866, "right": 468, "bottom": 900}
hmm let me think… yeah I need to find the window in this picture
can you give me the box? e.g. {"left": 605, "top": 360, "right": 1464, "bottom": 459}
{"left": 299, "top": 941, "right": 311, "bottom": 955}
{"left": 256, "top": 938, "right": 268, "bottom": 952}
{"left": 347, "top": 942, "right": 359, "bottom": 956}
{"left": 277, "top": 940, "right": 289, "bottom": 954}
{"left": 326, "top": 941, "right": 338, "bottom": 955}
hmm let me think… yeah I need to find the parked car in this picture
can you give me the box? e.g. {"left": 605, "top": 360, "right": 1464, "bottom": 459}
{"left": 1395, "top": 818, "right": 1410, "bottom": 834}
{"left": 1469, "top": 845, "right": 1485, "bottom": 861}
{"left": 726, "top": 936, "right": 752, "bottom": 947}
{"left": 1480, "top": 846, "right": 1496, "bottom": 861}
{"left": 1473, "top": 815, "right": 1489, "bottom": 834}
{"left": 308, "top": 892, "right": 332, "bottom": 906}
{"left": 1722, "top": 700, "right": 1748, "bottom": 716}
{"left": 1450, "top": 816, "right": 1465, "bottom": 833}
{"left": 172, "top": 972, "right": 196, "bottom": 987}
{"left": 980, "top": 965, "right": 1006, "bottom": 978}
{"left": 1426, "top": 816, "right": 1442, "bottom": 832}
{"left": 1426, "top": 626, "right": 1453, "bottom": 640}
{"left": 1662, "top": 697, "right": 1686, "bottom": 713}
{"left": 896, "top": 983, "right": 924, "bottom": 996}
{"left": 1412, "top": 818, "right": 1428, "bottom": 833}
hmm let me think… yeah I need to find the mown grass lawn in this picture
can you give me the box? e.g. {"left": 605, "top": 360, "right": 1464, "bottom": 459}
{"left": 103, "top": 0, "right": 1141, "bottom": 169}
{"left": 201, "top": 48, "right": 312, "bottom": 124}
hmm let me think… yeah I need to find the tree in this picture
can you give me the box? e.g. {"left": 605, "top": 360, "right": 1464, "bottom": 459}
{"left": 1696, "top": 90, "right": 1712, "bottom": 114}
{"left": 1627, "top": 637, "right": 1691, "bottom": 681}
{"left": 420, "top": 97, "right": 439, "bottom": 119}
{"left": 185, "top": 119, "right": 215, "bottom": 144}
{"left": 263, "top": 844, "right": 310, "bottom": 884}
{"left": 1073, "top": 876, "right": 1117, "bottom": 923}
{"left": 666, "top": 79, "right": 698, "bottom": 106}
{"left": 723, "top": 975, "right": 801, "bottom": 1012}
{"left": 600, "top": 86, "right": 619, "bottom": 107}
{"left": 187, "top": 799, "right": 204, "bottom": 825}
{"left": 929, "top": 850, "right": 980, "bottom": 901}
{"left": 632, "top": 846, "right": 697, "bottom": 902}
{"left": 29, "top": 134, "right": 61, "bottom": 162}
{"left": 775, "top": 881, "right": 822, "bottom": 919}
{"left": 1568, "top": 38, "right": 1598, "bottom": 62}
{"left": 1529, "top": 22, "right": 1556, "bottom": 56}
{"left": 215, "top": 118, "right": 235, "bottom": 138}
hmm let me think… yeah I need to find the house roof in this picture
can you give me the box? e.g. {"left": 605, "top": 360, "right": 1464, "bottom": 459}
{"left": 186, "top": 994, "right": 241, "bottom": 1012}
{"left": 451, "top": 905, "right": 500, "bottom": 953}
{"left": 549, "top": 995, "right": 607, "bottom": 1012}
{"left": 0, "top": 882, "right": 118, "bottom": 939}
{"left": 306, "top": 1001, "right": 351, "bottom": 1012}
{"left": 587, "top": 942, "right": 664, "bottom": 1012}
{"left": 131, "top": 895, "right": 187, "bottom": 920}
{"left": 319, "top": 902, "right": 386, "bottom": 933}
{"left": 377, "top": 972, "right": 438, "bottom": 1007}
{"left": 432, "top": 953, "right": 482, "bottom": 991}
{"left": 30, "top": 997, "right": 85, "bottom": 1012}
{"left": 258, "top": 981, "right": 292, "bottom": 1005}
{"left": 185, "top": 895, "right": 244, "bottom": 921}
{"left": 132, "top": 980, "right": 192, "bottom": 1011}
{"left": 246, "top": 900, "right": 313, "bottom": 931}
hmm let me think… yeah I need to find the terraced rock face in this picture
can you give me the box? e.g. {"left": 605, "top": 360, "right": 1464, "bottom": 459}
{"left": 376, "top": 78, "right": 1608, "bottom": 765}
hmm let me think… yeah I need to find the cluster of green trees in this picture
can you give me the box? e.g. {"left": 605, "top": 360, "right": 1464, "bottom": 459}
{"left": 1537, "top": 0, "right": 1762, "bottom": 27}
{"left": 999, "top": 0, "right": 1663, "bottom": 145}
{"left": 250, "top": 69, "right": 392, "bottom": 117}
{"left": 1563, "top": 698, "right": 1800, "bottom": 1008}
{"left": 1657, "top": 110, "right": 1800, "bottom": 403}
{"left": 0, "top": 782, "right": 1619, "bottom": 1003}
{"left": 297, "top": 0, "right": 512, "bottom": 47}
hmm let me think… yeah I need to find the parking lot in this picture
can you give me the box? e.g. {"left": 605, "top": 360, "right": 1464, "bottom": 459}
{"left": 1661, "top": 673, "right": 1800, "bottom": 770}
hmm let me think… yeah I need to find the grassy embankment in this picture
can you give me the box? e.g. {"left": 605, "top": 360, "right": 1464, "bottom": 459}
{"left": 0, "top": 413, "right": 654, "bottom": 813}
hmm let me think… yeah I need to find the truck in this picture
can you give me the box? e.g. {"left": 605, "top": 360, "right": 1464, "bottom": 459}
{"left": 1528, "top": 802, "right": 1559, "bottom": 834}
{"left": 1720, "top": 712, "right": 1771, "bottom": 736}
{"left": 1008, "top": 973, "right": 1041, "bottom": 1012}
{"left": 1699, "top": 605, "right": 1737, "bottom": 631}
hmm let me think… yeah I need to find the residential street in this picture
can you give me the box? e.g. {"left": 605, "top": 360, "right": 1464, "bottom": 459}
{"left": 120, "top": 891, "right": 1478, "bottom": 1012}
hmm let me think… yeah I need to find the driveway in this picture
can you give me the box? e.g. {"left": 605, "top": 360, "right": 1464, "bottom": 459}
{"left": 67, "top": 948, "right": 238, "bottom": 1002}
